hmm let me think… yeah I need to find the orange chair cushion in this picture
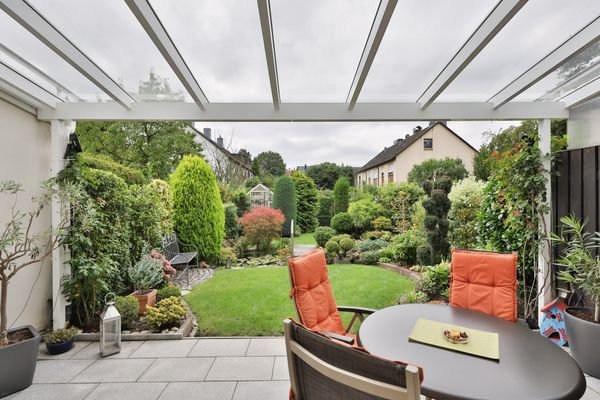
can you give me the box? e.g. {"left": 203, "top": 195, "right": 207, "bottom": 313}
{"left": 288, "top": 248, "right": 345, "bottom": 335}
{"left": 450, "top": 249, "right": 518, "bottom": 322}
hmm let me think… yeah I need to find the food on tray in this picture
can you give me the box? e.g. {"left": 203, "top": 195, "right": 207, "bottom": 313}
{"left": 442, "top": 328, "right": 470, "bottom": 344}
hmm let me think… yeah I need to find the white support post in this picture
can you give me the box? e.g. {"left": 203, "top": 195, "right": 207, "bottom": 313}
{"left": 50, "top": 119, "right": 75, "bottom": 329}
{"left": 538, "top": 119, "right": 553, "bottom": 323}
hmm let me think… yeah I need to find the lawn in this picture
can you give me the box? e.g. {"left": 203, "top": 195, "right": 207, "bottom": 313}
{"left": 186, "top": 264, "right": 414, "bottom": 336}
{"left": 293, "top": 232, "right": 316, "bottom": 245}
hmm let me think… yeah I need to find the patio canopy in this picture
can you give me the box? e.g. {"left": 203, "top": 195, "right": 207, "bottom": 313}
{"left": 0, "top": 0, "right": 598, "bottom": 122}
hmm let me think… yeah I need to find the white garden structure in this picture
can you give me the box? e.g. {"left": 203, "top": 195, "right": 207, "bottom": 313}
{"left": 0, "top": 0, "right": 599, "bottom": 330}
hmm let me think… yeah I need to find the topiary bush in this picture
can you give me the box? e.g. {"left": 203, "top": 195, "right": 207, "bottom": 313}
{"left": 157, "top": 284, "right": 182, "bottom": 301}
{"left": 272, "top": 175, "right": 297, "bottom": 237}
{"left": 317, "top": 190, "right": 334, "bottom": 226}
{"left": 391, "top": 228, "right": 428, "bottom": 266}
{"left": 330, "top": 212, "right": 353, "bottom": 234}
{"left": 146, "top": 179, "right": 174, "bottom": 236}
{"left": 359, "top": 251, "right": 379, "bottom": 265}
{"left": 224, "top": 203, "right": 241, "bottom": 239}
{"left": 324, "top": 239, "right": 339, "bottom": 258}
{"left": 171, "top": 155, "right": 224, "bottom": 262}
{"left": 417, "top": 246, "right": 432, "bottom": 266}
{"left": 291, "top": 172, "right": 319, "bottom": 233}
{"left": 338, "top": 237, "right": 355, "bottom": 257}
{"left": 239, "top": 207, "right": 285, "bottom": 254}
{"left": 314, "top": 226, "right": 336, "bottom": 248}
{"left": 115, "top": 295, "right": 139, "bottom": 329}
{"left": 422, "top": 176, "right": 452, "bottom": 264}
{"left": 145, "top": 296, "right": 186, "bottom": 331}
{"left": 333, "top": 176, "right": 350, "bottom": 214}
{"left": 348, "top": 198, "right": 386, "bottom": 233}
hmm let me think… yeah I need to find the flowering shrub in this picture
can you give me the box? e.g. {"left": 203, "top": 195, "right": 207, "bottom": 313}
{"left": 239, "top": 207, "right": 285, "bottom": 254}
{"left": 150, "top": 249, "right": 176, "bottom": 282}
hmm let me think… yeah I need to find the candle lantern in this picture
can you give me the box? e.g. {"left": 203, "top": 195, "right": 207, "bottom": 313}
{"left": 100, "top": 293, "right": 121, "bottom": 357}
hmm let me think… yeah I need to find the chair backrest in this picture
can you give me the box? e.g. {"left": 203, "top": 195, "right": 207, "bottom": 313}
{"left": 161, "top": 233, "right": 180, "bottom": 261}
{"left": 284, "top": 319, "right": 422, "bottom": 400}
{"left": 287, "top": 248, "right": 345, "bottom": 335}
{"left": 450, "top": 249, "right": 518, "bottom": 322}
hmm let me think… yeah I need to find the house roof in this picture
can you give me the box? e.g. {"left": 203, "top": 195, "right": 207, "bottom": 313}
{"left": 188, "top": 125, "right": 253, "bottom": 172}
{"left": 357, "top": 122, "right": 478, "bottom": 173}
{"left": 247, "top": 183, "right": 273, "bottom": 195}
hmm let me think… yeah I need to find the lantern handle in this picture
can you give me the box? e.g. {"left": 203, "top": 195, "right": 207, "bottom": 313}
{"left": 105, "top": 292, "right": 116, "bottom": 304}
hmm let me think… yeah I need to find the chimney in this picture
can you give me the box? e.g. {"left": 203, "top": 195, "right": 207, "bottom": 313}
{"left": 217, "top": 136, "right": 224, "bottom": 147}
{"left": 203, "top": 128, "right": 212, "bottom": 140}
{"left": 393, "top": 138, "right": 404, "bottom": 145}
{"left": 413, "top": 126, "right": 422, "bottom": 135}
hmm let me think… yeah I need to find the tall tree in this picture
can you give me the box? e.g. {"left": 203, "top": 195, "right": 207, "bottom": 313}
{"left": 307, "top": 162, "right": 354, "bottom": 189}
{"left": 253, "top": 151, "right": 286, "bottom": 177}
{"left": 333, "top": 177, "right": 350, "bottom": 214}
{"left": 236, "top": 149, "right": 252, "bottom": 165}
{"left": 407, "top": 158, "right": 467, "bottom": 184}
{"left": 272, "top": 176, "right": 297, "bottom": 237}
{"left": 291, "top": 172, "right": 319, "bottom": 233}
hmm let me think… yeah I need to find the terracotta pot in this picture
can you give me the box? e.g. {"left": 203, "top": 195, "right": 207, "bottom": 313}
{"left": 131, "top": 289, "right": 158, "bottom": 315}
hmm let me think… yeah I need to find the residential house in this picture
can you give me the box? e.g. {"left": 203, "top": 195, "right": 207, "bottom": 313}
{"left": 355, "top": 121, "right": 477, "bottom": 186}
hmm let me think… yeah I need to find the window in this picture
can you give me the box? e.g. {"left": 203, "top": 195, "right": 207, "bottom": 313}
{"left": 424, "top": 138, "right": 433, "bottom": 150}
{"left": 388, "top": 172, "right": 394, "bottom": 183}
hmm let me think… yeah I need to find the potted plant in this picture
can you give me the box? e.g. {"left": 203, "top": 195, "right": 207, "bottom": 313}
{"left": 128, "top": 251, "right": 165, "bottom": 315}
{"left": 551, "top": 215, "right": 600, "bottom": 378}
{"left": 45, "top": 327, "right": 78, "bottom": 355}
{"left": 0, "top": 180, "right": 88, "bottom": 397}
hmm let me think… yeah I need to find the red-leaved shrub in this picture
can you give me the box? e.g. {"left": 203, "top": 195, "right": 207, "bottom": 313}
{"left": 239, "top": 207, "right": 285, "bottom": 253}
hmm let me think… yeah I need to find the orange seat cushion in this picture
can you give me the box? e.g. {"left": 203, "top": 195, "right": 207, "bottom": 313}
{"left": 450, "top": 249, "right": 518, "bottom": 322}
{"left": 288, "top": 248, "right": 345, "bottom": 335}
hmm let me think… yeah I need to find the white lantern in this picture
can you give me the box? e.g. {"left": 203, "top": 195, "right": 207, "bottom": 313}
{"left": 100, "top": 293, "right": 121, "bottom": 357}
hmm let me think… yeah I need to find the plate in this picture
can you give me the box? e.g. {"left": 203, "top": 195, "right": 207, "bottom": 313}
{"left": 442, "top": 328, "right": 470, "bottom": 344}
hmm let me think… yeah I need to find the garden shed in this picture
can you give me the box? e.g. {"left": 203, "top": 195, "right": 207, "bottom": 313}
{"left": 247, "top": 183, "right": 274, "bottom": 209}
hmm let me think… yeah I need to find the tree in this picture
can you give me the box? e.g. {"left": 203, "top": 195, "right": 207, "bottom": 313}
{"left": 307, "top": 162, "right": 354, "bottom": 189}
{"left": 376, "top": 183, "right": 424, "bottom": 232}
{"left": 291, "top": 172, "right": 319, "bottom": 233}
{"left": 408, "top": 158, "right": 467, "bottom": 184}
{"left": 347, "top": 198, "right": 386, "bottom": 232}
{"left": 236, "top": 149, "right": 252, "bottom": 165}
{"left": 253, "top": 151, "right": 286, "bottom": 177}
{"left": 447, "top": 177, "right": 485, "bottom": 249}
{"left": 317, "top": 190, "right": 334, "bottom": 226}
{"left": 422, "top": 176, "right": 452, "bottom": 265}
{"left": 239, "top": 207, "right": 285, "bottom": 254}
{"left": 272, "top": 176, "right": 297, "bottom": 237}
{"left": 333, "top": 177, "right": 350, "bottom": 214}
{"left": 171, "top": 156, "right": 224, "bottom": 262}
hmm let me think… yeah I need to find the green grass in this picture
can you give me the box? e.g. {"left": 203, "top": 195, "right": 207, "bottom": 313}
{"left": 293, "top": 232, "right": 316, "bottom": 245}
{"left": 186, "top": 264, "right": 414, "bottom": 336}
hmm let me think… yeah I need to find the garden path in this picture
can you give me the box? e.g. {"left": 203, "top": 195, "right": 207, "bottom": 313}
{"left": 292, "top": 244, "right": 316, "bottom": 257}
{"left": 172, "top": 267, "right": 214, "bottom": 292}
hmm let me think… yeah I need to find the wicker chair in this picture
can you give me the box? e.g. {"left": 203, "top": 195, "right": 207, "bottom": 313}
{"left": 284, "top": 319, "right": 422, "bottom": 400}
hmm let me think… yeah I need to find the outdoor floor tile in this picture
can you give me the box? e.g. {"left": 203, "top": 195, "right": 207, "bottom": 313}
{"left": 158, "top": 382, "right": 237, "bottom": 400}
{"left": 6, "top": 383, "right": 97, "bottom": 400}
{"left": 188, "top": 339, "right": 250, "bottom": 357}
{"left": 206, "top": 357, "right": 274, "bottom": 381}
{"left": 246, "top": 338, "right": 286, "bottom": 356}
{"left": 139, "top": 357, "right": 215, "bottom": 382}
{"left": 71, "top": 359, "right": 155, "bottom": 383}
{"left": 37, "top": 341, "right": 92, "bottom": 360}
{"left": 232, "top": 381, "right": 290, "bottom": 400}
{"left": 272, "top": 356, "right": 289, "bottom": 380}
{"left": 587, "top": 376, "right": 600, "bottom": 394}
{"left": 69, "top": 340, "right": 143, "bottom": 360}
{"left": 581, "top": 388, "right": 600, "bottom": 400}
{"left": 85, "top": 382, "right": 166, "bottom": 400}
{"left": 33, "top": 360, "right": 95, "bottom": 383}
{"left": 130, "top": 340, "right": 196, "bottom": 358}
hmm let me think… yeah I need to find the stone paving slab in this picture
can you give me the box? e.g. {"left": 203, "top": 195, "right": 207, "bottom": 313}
{"left": 272, "top": 356, "right": 289, "bottom": 380}
{"left": 246, "top": 338, "right": 286, "bottom": 356}
{"left": 232, "top": 381, "right": 291, "bottom": 400}
{"left": 130, "top": 339, "right": 196, "bottom": 358}
{"left": 37, "top": 341, "right": 92, "bottom": 360}
{"left": 139, "top": 357, "right": 215, "bottom": 382}
{"left": 206, "top": 357, "right": 275, "bottom": 381}
{"left": 157, "top": 382, "right": 237, "bottom": 400}
{"left": 5, "top": 383, "right": 97, "bottom": 400}
{"left": 33, "top": 360, "right": 95, "bottom": 384}
{"left": 188, "top": 338, "right": 250, "bottom": 357}
{"left": 85, "top": 382, "right": 166, "bottom": 400}
{"left": 69, "top": 340, "right": 143, "bottom": 360}
{"left": 71, "top": 359, "right": 155, "bottom": 383}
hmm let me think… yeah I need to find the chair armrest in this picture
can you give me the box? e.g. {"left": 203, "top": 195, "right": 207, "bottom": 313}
{"left": 336, "top": 306, "right": 376, "bottom": 315}
{"left": 177, "top": 238, "right": 199, "bottom": 254}
{"left": 321, "top": 331, "right": 355, "bottom": 345}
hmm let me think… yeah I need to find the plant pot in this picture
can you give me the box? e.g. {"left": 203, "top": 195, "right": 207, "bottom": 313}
{"left": 131, "top": 289, "right": 158, "bottom": 315}
{"left": 0, "top": 325, "right": 41, "bottom": 398}
{"left": 45, "top": 339, "right": 74, "bottom": 355}
{"left": 565, "top": 307, "right": 600, "bottom": 378}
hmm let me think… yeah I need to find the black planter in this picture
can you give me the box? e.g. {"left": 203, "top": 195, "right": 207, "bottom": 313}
{"left": 45, "top": 339, "right": 74, "bottom": 355}
{"left": 565, "top": 307, "right": 600, "bottom": 378}
{"left": 0, "top": 325, "right": 41, "bottom": 398}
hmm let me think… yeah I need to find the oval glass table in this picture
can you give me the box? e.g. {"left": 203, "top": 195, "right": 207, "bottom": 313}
{"left": 358, "top": 304, "right": 586, "bottom": 400}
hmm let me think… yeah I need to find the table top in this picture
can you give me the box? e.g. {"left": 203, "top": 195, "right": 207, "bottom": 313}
{"left": 358, "top": 304, "right": 586, "bottom": 400}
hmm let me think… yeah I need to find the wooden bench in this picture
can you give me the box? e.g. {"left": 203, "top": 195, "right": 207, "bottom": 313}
{"left": 162, "top": 233, "right": 198, "bottom": 287}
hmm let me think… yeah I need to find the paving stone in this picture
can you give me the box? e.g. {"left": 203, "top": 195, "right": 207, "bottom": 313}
{"left": 272, "top": 356, "right": 290, "bottom": 380}
{"left": 6, "top": 383, "right": 97, "bottom": 400}
{"left": 130, "top": 339, "right": 196, "bottom": 358}
{"left": 188, "top": 339, "right": 250, "bottom": 357}
{"left": 158, "top": 382, "right": 236, "bottom": 400}
{"left": 246, "top": 338, "right": 286, "bottom": 356}
{"left": 232, "top": 381, "right": 290, "bottom": 400}
{"left": 33, "top": 360, "right": 95, "bottom": 383}
{"left": 581, "top": 387, "right": 600, "bottom": 400}
{"left": 587, "top": 375, "right": 600, "bottom": 394}
{"left": 69, "top": 340, "right": 143, "bottom": 360}
{"left": 37, "top": 341, "right": 92, "bottom": 360}
{"left": 85, "top": 382, "right": 166, "bottom": 400}
{"left": 139, "top": 357, "right": 215, "bottom": 382}
{"left": 206, "top": 357, "right": 274, "bottom": 381}
{"left": 71, "top": 359, "right": 155, "bottom": 383}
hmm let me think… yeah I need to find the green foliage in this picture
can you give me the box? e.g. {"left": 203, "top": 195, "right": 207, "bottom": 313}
{"left": 376, "top": 183, "right": 425, "bottom": 232}
{"left": 317, "top": 190, "right": 334, "bottom": 226}
{"left": 348, "top": 198, "right": 386, "bottom": 232}
{"left": 146, "top": 179, "right": 174, "bottom": 236}
{"left": 115, "top": 295, "right": 139, "bottom": 329}
{"left": 356, "top": 239, "right": 389, "bottom": 253}
{"left": 422, "top": 176, "right": 452, "bottom": 264}
{"left": 272, "top": 176, "right": 297, "bottom": 237}
{"left": 473, "top": 127, "right": 520, "bottom": 181}
{"left": 78, "top": 152, "right": 146, "bottom": 185}
{"left": 371, "top": 216, "right": 392, "bottom": 231}
{"left": 417, "top": 246, "right": 432, "bottom": 266}
{"left": 398, "top": 289, "right": 428, "bottom": 305}
{"left": 338, "top": 237, "right": 355, "bottom": 256}
{"left": 129, "top": 253, "right": 165, "bottom": 292}
{"left": 391, "top": 229, "right": 428, "bottom": 265}
{"left": 417, "top": 262, "right": 451, "bottom": 299}
{"left": 378, "top": 246, "right": 395, "bottom": 261}
{"left": 363, "top": 230, "right": 392, "bottom": 241}
{"left": 291, "top": 172, "right": 319, "bottom": 233}
{"left": 333, "top": 177, "right": 351, "bottom": 214}
{"left": 447, "top": 177, "right": 485, "bottom": 249}
{"left": 171, "top": 155, "right": 225, "bottom": 262}
{"left": 231, "top": 190, "right": 251, "bottom": 217}
{"left": 244, "top": 176, "right": 261, "bottom": 190}
{"left": 45, "top": 327, "right": 78, "bottom": 344}
{"left": 145, "top": 296, "right": 186, "bottom": 331}
{"left": 157, "top": 285, "right": 182, "bottom": 302}
{"left": 253, "top": 151, "right": 286, "bottom": 177}
{"left": 407, "top": 157, "right": 467, "bottom": 184}
{"left": 128, "top": 185, "right": 163, "bottom": 264}
{"left": 330, "top": 212, "right": 354, "bottom": 234}
{"left": 359, "top": 251, "right": 379, "bottom": 265}
{"left": 239, "top": 207, "right": 285, "bottom": 254}
{"left": 314, "top": 226, "right": 336, "bottom": 247}
{"left": 224, "top": 203, "right": 241, "bottom": 239}
{"left": 307, "top": 162, "right": 354, "bottom": 189}
{"left": 325, "top": 239, "right": 339, "bottom": 258}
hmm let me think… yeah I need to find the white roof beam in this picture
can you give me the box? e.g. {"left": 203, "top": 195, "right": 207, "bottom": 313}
{"left": 561, "top": 76, "right": 600, "bottom": 108}
{"left": 346, "top": 0, "right": 397, "bottom": 110}
{"left": 257, "top": 0, "right": 281, "bottom": 110}
{"left": 0, "top": 0, "right": 135, "bottom": 109}
{"left": 489, "top": 16, "right": 600, "bottom": 109}
{"left": 0, "top": 61, "right": 61, "bottom": 108}
{"left": 0, "top": 89, "right": 38, "bottom": 114}
{"left": 125, "top": 0, "right": 208, "bottom": 109}
{"left": 418, "top": 0, "right": 528, "bottom": 109}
